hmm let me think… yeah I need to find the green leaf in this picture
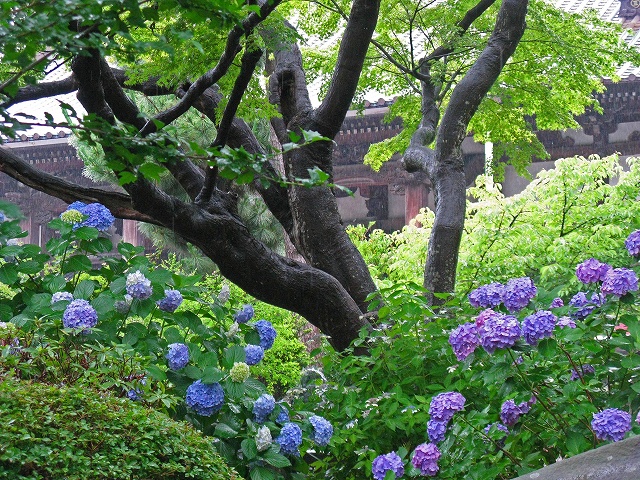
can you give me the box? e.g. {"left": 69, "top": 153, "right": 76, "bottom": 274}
{"left": 262, "top": 449, "right": 291, "bottom": 468}
{"left": 223, "top": 345, "right": 246, "bottom": 369}
{"left": 241, "top": 438, "right": 258, "bottom": 460}
{"left": 146, "top": 364, "right": 167, "bottom": 382}
{"left": 214, "top": 423, "right": 238, "bottom": 439}
{"left": 0, "top": 264, "right": 18, "bottom": 285}
{"left": 250, "top": 466, "right": 276, "bottom": 480}
{"left": 538, "top": 338, "right": 557, "bottom": 358}
{"left": 62, "top": 255, "right": 92, "bottom": 273}
{"left": 73, "top": 279, "right": 95, "bottom": 300}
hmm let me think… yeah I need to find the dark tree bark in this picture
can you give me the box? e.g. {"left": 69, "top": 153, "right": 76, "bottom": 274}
{"left": 401, "top": 0, "right": 529, "bottom": 303}
{"left": 0, "top": 0, "right": 381, "bottom": 351}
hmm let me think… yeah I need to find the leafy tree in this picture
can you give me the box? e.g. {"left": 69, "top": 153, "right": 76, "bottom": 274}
{"left": 294, "top": 0, "right": 640, "bottom": 301}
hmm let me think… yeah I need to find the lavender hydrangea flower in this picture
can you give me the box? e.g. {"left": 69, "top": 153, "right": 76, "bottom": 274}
{"left": 254, "top": 319, "right": 277, "bottom": 350}
{"left": 372, "top": 452, "right": 404, "bottom": 480}
{"left": 484, "top": 423, "right": 509, "bottom": 435}
{"left": 51, "top": 291, "right": 74, "bottom": 304}
{"left": 468, "top": 283, "right": 505, "bottom": 308}
{"left": 625, "top": 230, "right": 640, "bottom": 257}
{"left": 309, "top": 415, "right": 333, "bottom": 446}
{"left": 475, "top": 308, "right": 500, "bottom": 328}
{"left": 521, "top": 310, "right": 557, "bottom": 345}
{"left": 166, "top": 343, "right": 189, "bottom": 370}
{"left": 245, "top": 344, "right": 265, "bottom": 366}
{"left": 62, "top": 299, "right": 98, "bottom": 330}
{"left": 500, "top": 400, "right": 525, "bottom": 427}
{"left": 411, "top": 443, "right": 440, "bottom": 477}
{"left": 449, "top": 322, "right": 479, "bottom": 361}
{"left": 502, "top": 277, "right": 537, "bottom": 313}
{"left": 276, "top": 404, "right": 290, "bottom": 424}
{"left": 483, "top": 423, "right": 509, "bottom": 445}
{"left": 156, "top": 289, "right": 183, "bottom": 312}
{"left": 253, "top": 394, "right": 276, "bottom": 423}
{"left": 185, "top": 380, "right": 224, "bottom": 416}
{"left": 601, "top": 268, "right": 639, "bottom": 297}
{"left": 549, "top": 297, "right": 564, "bottom": 309}
{"left": 569, "top": 292, "right": 603, "bottom": 320}
{"left": 571, "top": 364, "right": 595, "bottom": 381}
{"left": 427, "top": 419, "right": 447, "bottom": 443}
{"left": 126, "top": 270, "right": 152, "bottom": 300}
{"left": 276, "top": 422, "right": 303, "bottom": 456}
{"left": 576, "top": 258, "right": 611, "bottom": 284}
{"left": 429, "top": 392, "right": 465, "bottom": 423}
{"left": 234, "top": 304, "right": 255, "bottom": 323}
{"left": 591, "top": 408, "right": 631, "bottom": 442}
{"left": 255, "top": 425, "right": 272, "bottom": 452}
{"left": 557, "top": 316, "right": 576, "bottom": 329}
{"left": 479, "top": 313, "right": 521, "bottom": 353}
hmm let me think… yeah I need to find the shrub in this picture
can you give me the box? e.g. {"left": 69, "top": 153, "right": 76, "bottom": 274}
{"left": 0, "top": 379, "right": 238, "bottom": 479}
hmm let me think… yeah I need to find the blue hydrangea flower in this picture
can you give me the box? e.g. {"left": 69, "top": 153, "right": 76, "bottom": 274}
{"left": 309, "top": 415, "right": 333, "bottom": 446}
{"left": 65, "top": 202, "right": 115, "bottom": 231}
{"left": 234, "top": 304, "right": 255, "bottom": 323}
{"left": 591, "top": 408, "right": 631, "bottom": 442}
{"left": 166, "top": 343, "right": 189, "bottom": 370}
{"left": 521, "top": 310, "right": 557, "bottom": 345}
{"left": 245, "top": 344, "right": 265, "bottom": 366}
{"left": 500, "top": 400, "right": 526, "bottom": 427}
{"left": 601, "top": 268, "right": 639, "bottom": 297}
{"left": 127, "top": 378, "right": 146, "bottom": 401}
{"left": 276, "top": 404, "right": 290, "bottom": 424}
{"left": 468, "top": 282, "right": 504, "bottom": 309}
{"left": 557, "top": 316, "right": 576, "bottom": 329}
{"left": 569, "top": 292, "right": 597, "bottom": 320}
{"left": 185, "top": 380, "right": 224, "bottom": 416}
{"left": 156, "top": 289, "right": 183, "bottom": 312}
{"left": 254, "top": 319, "right": 277, "bottom": 350}
{"left": 0, "top": 212, "right": 5, "bottom": 222}
{"left": 625, "top": 230, "right": 640, "bottom": 257}
{"left": 502, "top": 277, "right": 537, "bottom": 313}
{"left": 51, "top": 291, "right": 74, "bottom": 304}
{"left": 479, "top": 313, "right": 521, "bottom": 353}
{"left": 372, "top": 451, "right": 404, "bottom": 480}
{"left": 571, "top": 363, "right": 595, "bottom": 381}
{"left": 62, "top": 299, "right": 98, "bottom": 330}
{"left": 126, "top": 270, "right": 152, "bottom": 300}
{"left": 576, "top": 258, "right": 611, "bottom": 284}
{"left": 253, "top": 394, "right": 276, "bottom": 423}
{"left": 276, "top": 422, "right": 303, "bottom": 456}
{"left": 449, "top": 322, "right": 479, "bottom": 361}
{"left": 427, "top": 419, "right": 447, "bottom": 443}
{"left": 549, "top": 297, "right": 564, "bottom": 308}
{"left": 429, "top": 392, "right": 465, "bottom": 423}
{"left": 411, "top": 443, "right": 440, "bottom": 477}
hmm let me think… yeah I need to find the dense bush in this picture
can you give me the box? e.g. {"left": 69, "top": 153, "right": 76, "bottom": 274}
{"left": 0, "top": 379, "right": 238, "bottom": 479}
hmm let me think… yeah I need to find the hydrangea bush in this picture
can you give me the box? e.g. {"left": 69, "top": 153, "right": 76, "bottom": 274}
{"left": 291, "top": 228, "right": 640, "bottom": 479}
{"left": 0, "top": 204, "right": 332, "bottom": 480}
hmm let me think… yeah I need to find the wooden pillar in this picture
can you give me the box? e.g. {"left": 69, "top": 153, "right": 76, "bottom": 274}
{"left": 405, "top": 183, "right": 430, "bottom": 225}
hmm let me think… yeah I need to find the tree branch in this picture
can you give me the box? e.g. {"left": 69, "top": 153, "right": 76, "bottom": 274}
{"left": 1, "top": 75, "right": 78, "bottom": 109}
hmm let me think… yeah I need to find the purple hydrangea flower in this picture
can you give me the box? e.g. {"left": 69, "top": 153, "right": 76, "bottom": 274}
{"left": 449, "top": 322, "right": 479, "bottom": 361}
{"left": 185, "top": 380, "right": 224, "bottom": 416}
{"left": 475, "top": 308, "right": 500, "bottom": 328}
{"left": 411, "top": 443, "right": 440, "bottom": 477}
{"left": 521, "top": 310, "right": 557, "bottom": 346}
{"left": 254, "top": 319, "right": 277, "bottom": 350}
{"left": 576, "top": 258, "right": 611, "bottom": 284}
{"left": 372, "top": 452, "right": 404, "bottom": 480}
{"left": 309, "top": 415, "right": 333, "bottom": 446}
{"left": 500, "top": 400, "right": 525, "bottom": 427}
{"left": 591, "top": 408, "right": 631, "bottom": 442}
{"left": 549, "top": 297, "right": 564, "bottom": 309}
{"left": 245, "top": 344, "right": 265, "bottom": 366}
{"left": 51, "top": 291, "right": 74, "bottom": 304}
{"left": 557, "top": 316, "right": 576, "bottom": 329}
{"left": 625, "top": 230, "right": 640, "bottom": 257}
{"left": 276, "top": 422, "right": 303, "bottom": 456}
{"left": 253, "top": 394, "right": 276, "bottom": 423}
{"left": 427, "top": 419, "right": 448, "bottom": 443}
{"left": 518, "top": 398, "right": 535, "bottom": 414}
{"left": 276, "top": 404, "right": 290, "bottom": 424}
{"left": 484, "top": 423, "right": 509, "bottom": 436}
{"left": 62, "top": 299, "right": 98, "bottom": 330}
{"left": 234, "top": 304, "right": 255, "bottom": 323}
{"left": 571, "top": 363, "right": 595, "bottom": 381}
{"left": 126, "top": 270, "right": 152, "bottom": 300}
{"left": 429, "top": 392, "right": 465, "bottom": 423}
{"left": 479, "top": 313, "right": 521, "bottom": 353}
{"left": 166, "top": 343, "right": 189, "bottom": 370}
{"left": 569, "top": 292, "right": 597, "bottom": 320}
{"left": 468, "top": 283, "right": 505, "bottom": 308}
{"left": 502, "top": 277, "right": 537, "bottom": 313}
{"left": 601, "top": 268, "right": 639, "bottom": 297}
{"left": 156, "top": 289, "right": 183, "bottom": 312}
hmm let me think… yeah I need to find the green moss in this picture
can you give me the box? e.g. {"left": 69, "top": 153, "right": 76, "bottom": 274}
{"left": 0, "top": 380, "right": 238, "bottom": 480}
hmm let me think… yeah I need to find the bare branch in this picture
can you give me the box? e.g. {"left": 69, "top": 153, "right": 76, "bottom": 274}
{"left": 1, "top": 75, "right": 78, "bottom": 109}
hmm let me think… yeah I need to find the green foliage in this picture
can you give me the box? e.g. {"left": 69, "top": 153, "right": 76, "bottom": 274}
{"left": 0, "top": 379, "right": 238, "bottom": 479}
